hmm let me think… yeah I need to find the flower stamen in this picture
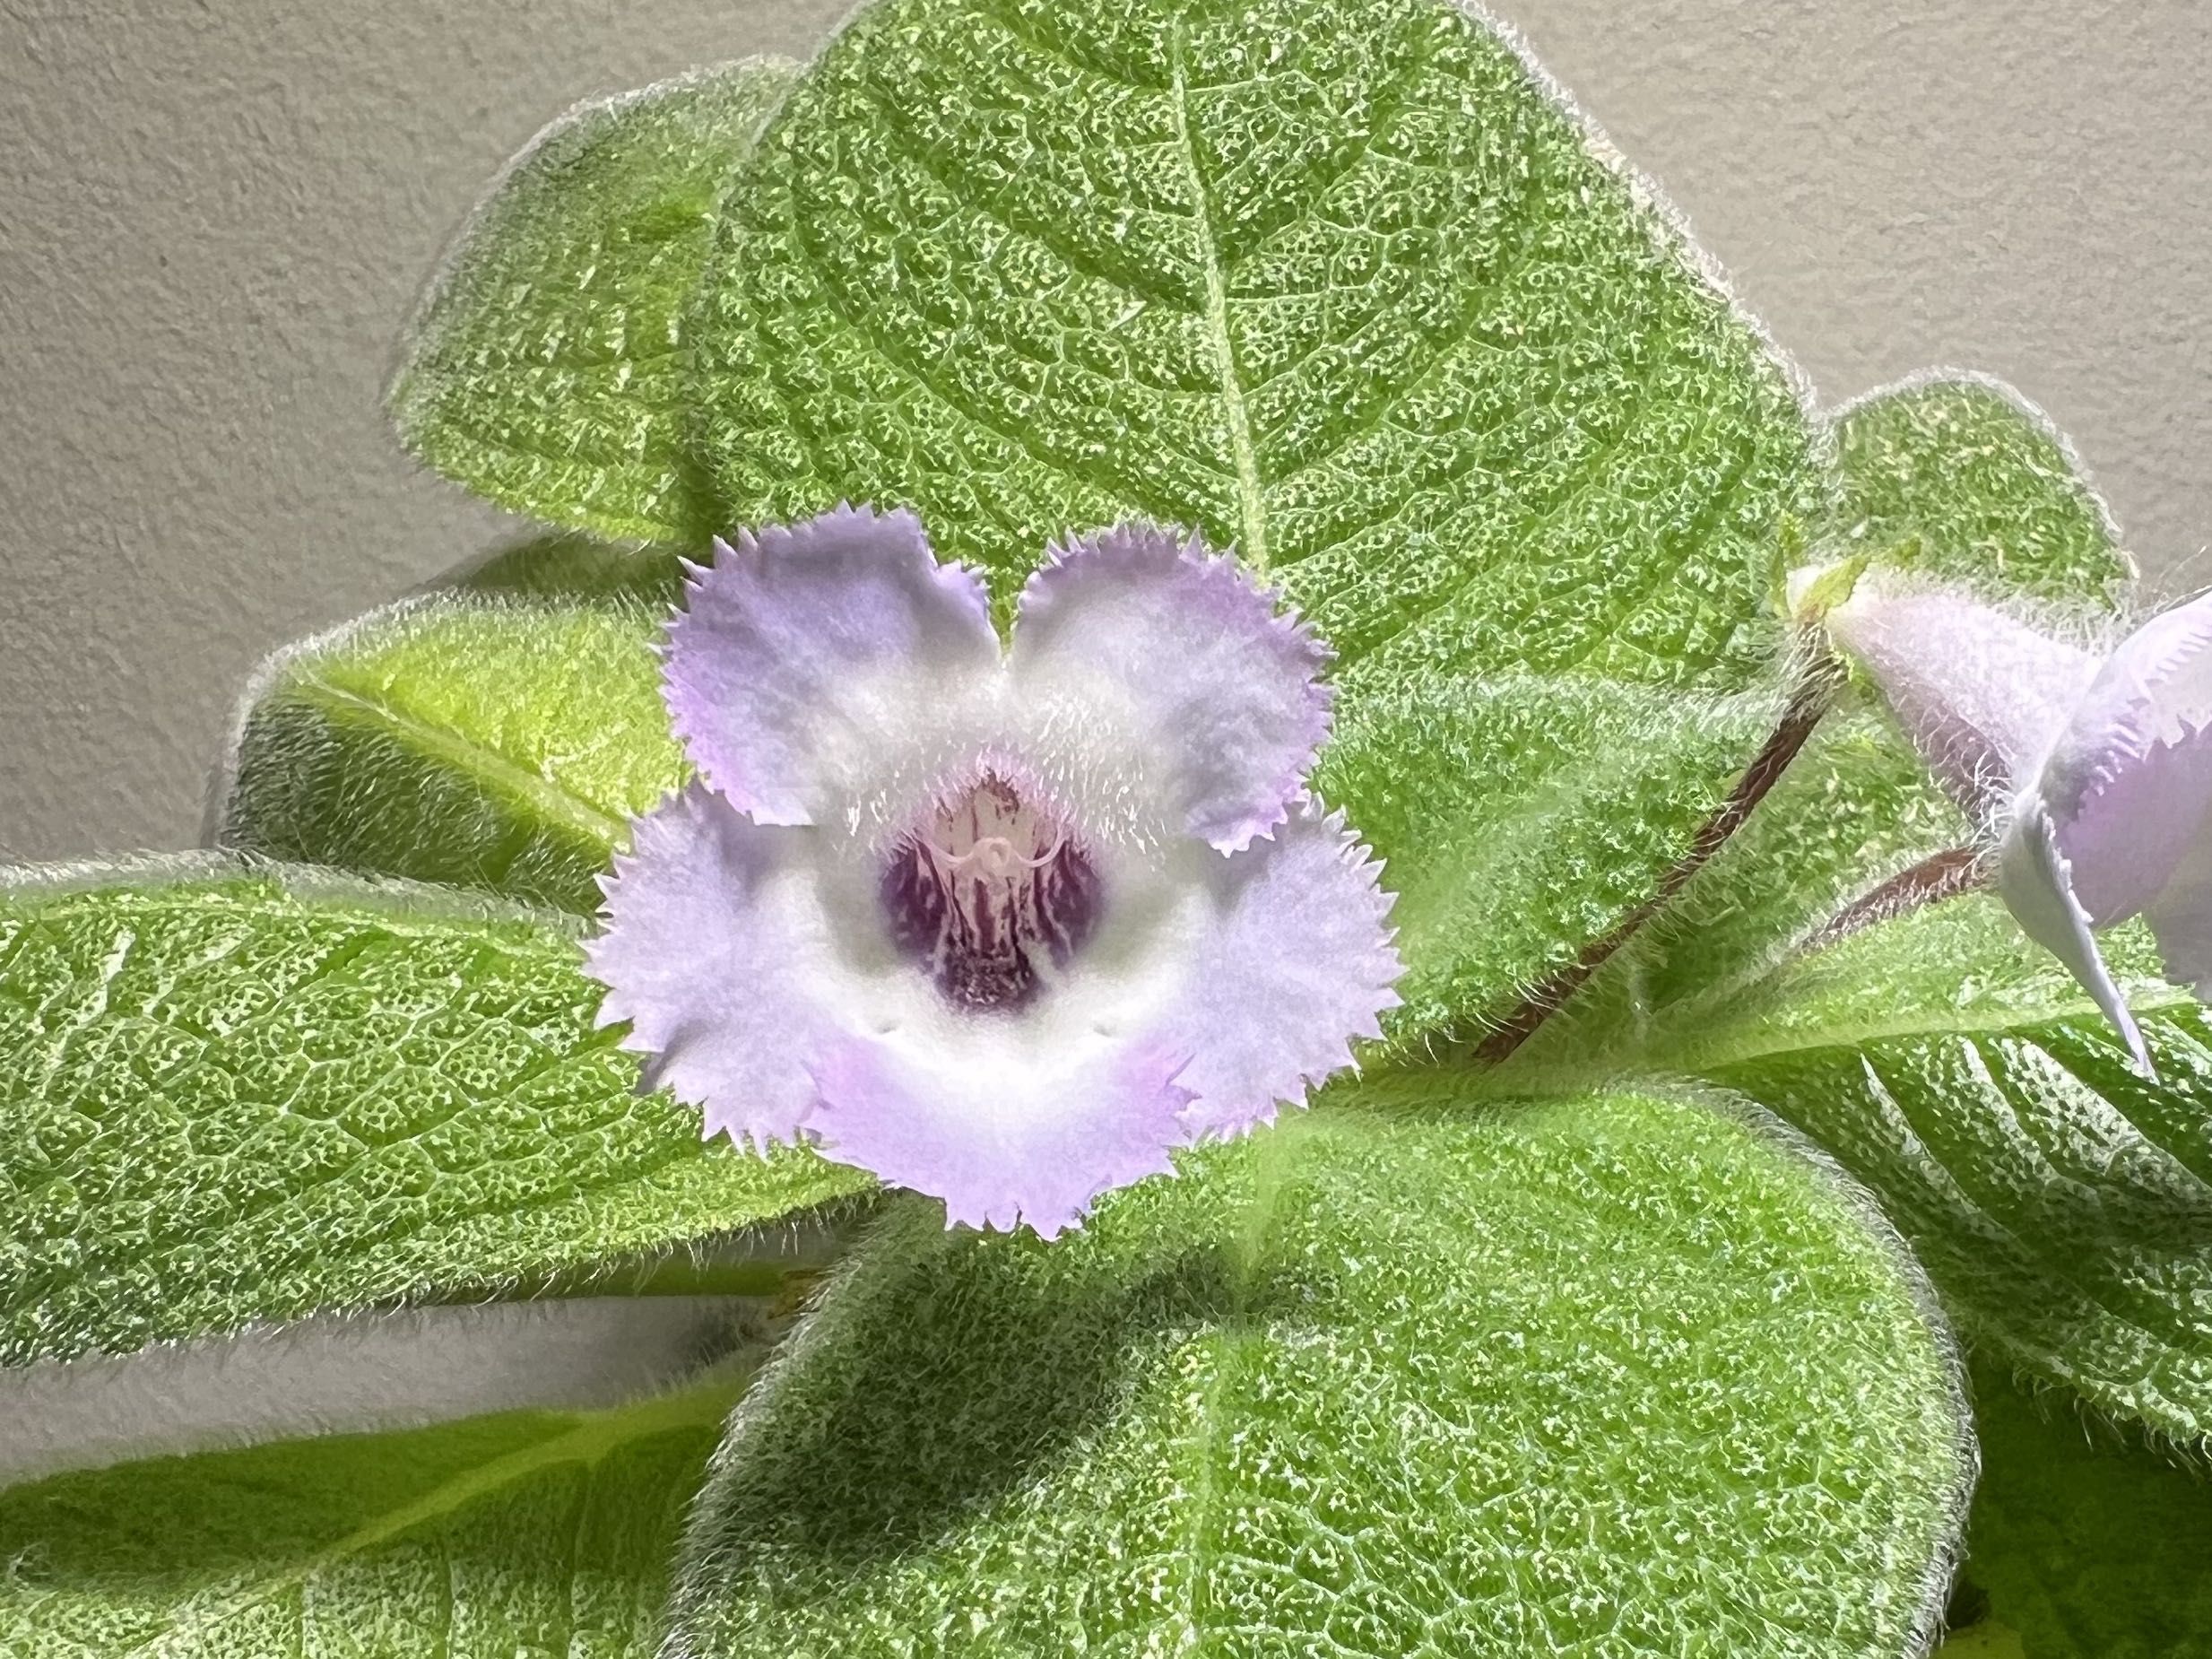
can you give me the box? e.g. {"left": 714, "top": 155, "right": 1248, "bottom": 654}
{"left": 880, "top": 773, "right": 1101, "bottom": 1012}
{"left": 927, "top": 833, "right": 1068, "bottom": 874}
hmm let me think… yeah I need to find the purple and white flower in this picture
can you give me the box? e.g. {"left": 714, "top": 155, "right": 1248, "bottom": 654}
{"left": 584, "top": 506, "right": 1403, "bottom": 1236}
{"left": 1823, "top": 570, "right": 2212, "bottom": 1072}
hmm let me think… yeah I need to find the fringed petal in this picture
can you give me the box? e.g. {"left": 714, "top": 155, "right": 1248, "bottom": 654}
{"left": 1166, "top": 806, "right": 1403, "bottom": 1140}
{"left": 584, "top": 784, "right": 843, "bottom": 1147}
{"left": 2146, "top": 833, "right": 2212, "bottom": 1002}
{"left": 664, "top": 504, "right": 1001, "bottom": 825}
{"left": 2041, "top": 588, "right": 2212, "bottom": 924}
{"left": 806, "top": 1033, "right": 1192, "bottom": 1240}
{"left": 1011, "top": 523, "right": 1332, "bottom": 852}
{"left": 1996, "top": 798, "right": 2154, "bottom": 1076}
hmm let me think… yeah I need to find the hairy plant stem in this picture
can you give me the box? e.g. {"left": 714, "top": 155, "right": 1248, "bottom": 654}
{"left": 1807, "top": 845, "right": 1990, "bottom": 950}
{"left": 1472, "top": 655, "right": 1847, "bottom": 1065}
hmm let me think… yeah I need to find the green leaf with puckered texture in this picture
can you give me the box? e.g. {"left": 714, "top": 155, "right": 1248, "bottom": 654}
{"left": 0, "top": 862, "right": 867, "bottom": 1367}
{"left": 1508, "top": 709, "right": 1968, "bottom": 1073}
{"left": 1319, "top": 674, "right": 1778, "bottom": 1032}
{"left": 669, "top": 1090, "right": 1969, "bottom": 1657}
{"left": 1960, "top": 1357, "right": 2212, "bottom": 1658}
{"left": 1820, "top": 374, "right": 2130, "bottom": 604}
{"left": 1651, "top": 895, "right": 2212, "bottom": 1446}
{"left": 1935, "top": 1626, "right": 2027, "bottom": 1658}
{"left": 391, "top": 61, "right": 796, "bottom": 543}
{"left": 0, "top": 1382, "right": 733, "bottom": 1657}
{"left": 687, "top": 0, "right": 1821, "bottom": 1039}
{"left": 216, "top": 547, "right": 684, "bottom": 914}
{"left": 1514, "top": 371, "right": 2132, "bottom": 1070}
{"left": 1526, "top": 385, "right": 2166, "bottom": 1456}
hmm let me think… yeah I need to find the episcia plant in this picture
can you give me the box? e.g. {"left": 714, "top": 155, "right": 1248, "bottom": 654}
{"left": 2, "top": 0, "right": 2208, "bottom": 1653}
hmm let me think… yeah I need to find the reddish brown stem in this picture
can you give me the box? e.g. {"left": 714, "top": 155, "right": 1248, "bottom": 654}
{"left": 1807, "top": 845, "right": 1989, "bottom": 951}
{"left": 1472, "top": 656, "right": 1845, "bottom": 1065}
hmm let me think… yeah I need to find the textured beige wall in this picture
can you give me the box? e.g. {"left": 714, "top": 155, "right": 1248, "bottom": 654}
{"left": 1, "top": 0, "right": 2206, "bottom": 863}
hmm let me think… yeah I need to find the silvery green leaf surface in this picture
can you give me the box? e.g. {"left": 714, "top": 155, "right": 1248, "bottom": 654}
{"left": 1662, "top": 897, "right": 2212, "bottom": 1446}
{"left": 1820, "top": 373, "right": 2130, "bottom": 605}
{"left": 1505, "top": 707, "right": 1967, "bottom": 1073}
{"left": 1514, "top": 370, "right": 2132, "bottom": 1071}
{"left": 669, "top": 1091, "right": 1968, "bottom": 1657}
{"left": 0, "top": 1382, "right": 733, "bottom": 1657}
{"left": 391, "top": 60, "right": 796, "bottom": 542}
{"left": 1959, "top": 1357, "right": 2212, "bottom": 1658}
{"left": 215, "top": 545, "right": 684, "bottom": 914}
{"left": 687, "top": 0, "right": 1821, "bottom": 1038}
{"left": 0, "top": 860, "right": 865, "bottom": 1367}
{"left": 1316, "top": 672, "right": 1779, "bottom": 1035}
{"left": 1505, "top": 378, "right": 2210, "bottom": 1438}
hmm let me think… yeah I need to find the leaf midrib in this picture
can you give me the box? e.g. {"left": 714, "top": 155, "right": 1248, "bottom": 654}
{"left": 1167, "top": 18, "right": 1268, "bottom": 577}
{"left": 296, "top": 671, "right": 627, "bottom": 849}
{"left": 109, "top": 1384, "right": 735, "bottom": 1654}
{"left": 1686, "top": 983, "right": 2200, "bottom": 1076}
{"left": 1174, "top": 1112, "right": 1332, "bottom": 1645}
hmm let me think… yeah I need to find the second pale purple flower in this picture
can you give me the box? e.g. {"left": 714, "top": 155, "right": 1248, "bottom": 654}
{"left": 585, "top": 506, "right": 1403, "bottom": 1237}
{"left": 1824, "top": 567, "right": 2212, "bottom": 1073}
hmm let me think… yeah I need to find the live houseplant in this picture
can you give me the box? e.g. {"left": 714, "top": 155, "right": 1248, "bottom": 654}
{"left": 3, "top": 0, "right": 2208, "bottom": 1654}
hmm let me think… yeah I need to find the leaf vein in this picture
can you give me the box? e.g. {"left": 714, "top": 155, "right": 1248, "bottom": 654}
{"left": 1169, "top": 19, "right": 1269, "bottom": 571}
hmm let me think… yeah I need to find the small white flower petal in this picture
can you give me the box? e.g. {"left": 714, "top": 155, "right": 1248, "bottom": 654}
{"left": 1162, "top": 807, "right": 1403, "bottom": 1141}
{"left": 585, "top": 784, "right": 849, "bottom": 1149}
{"left": 1827, "top": 580, "right": 2098, "bottom": 823}
{"left": 664, "top": 505, "right": 1002, "bottom": 826}
{"left": 2145, "top": 830, "right": 2212, "bottom": 1002}
{"left": 2040, "top": 588, "right": 2212, "bottom": 925}
{"left": 806, "top": 1031, "right": 1191, "bottom": 1240}
{"left": 1010, "top": 523, "right": 1332, "bottom": 852}
{"left": 1996, "top": 796, "right": 2154, "bottom": 1076}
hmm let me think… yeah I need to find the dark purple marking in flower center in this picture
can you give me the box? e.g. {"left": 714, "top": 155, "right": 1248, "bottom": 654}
{"left": 880, "top": 773, "right": 1102, "bottom": 1012}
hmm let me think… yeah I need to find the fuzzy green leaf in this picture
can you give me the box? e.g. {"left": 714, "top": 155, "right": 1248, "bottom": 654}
{"left": 688, "top": 0, "right": 1819, "bottom": 1037}
{"left": 1821, "top": 374, "right": 2130, "bottom": 604}
{"left": 392, "top": 61, "right": 796, "bottom": 542}
{"left": 1507, "top": 709, "right": 1969, "bottom": 1073}
{"left": 216, "top": 548, "right": 683, "bottom": 914}
{"left": 0, "top": 1382, "right": 733, "bottom": 1657}
{"left": 1959, "top": 1357, "right": 2212, "bottom": 1658}
{"left": 1511, "top": 378, "right": 2211, "bottom": 1436}
{"left": 670, "top": 1090, "right": 1968, "bottom": 1656}
{"left": 1662, "top": 897, "right": 2212, "bottom": 1445}
{"left": 1317, "top": 673, "right": 1779, "bottom": 1035}
{"left": 0, "top": 861, "right": 866, "bottom": 1366}
{"left": 1516, "top": 371, "right": 2132, "bottom": 1068}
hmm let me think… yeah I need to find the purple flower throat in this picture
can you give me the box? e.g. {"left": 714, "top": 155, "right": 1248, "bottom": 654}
{"left": 584, "top": 506, "right": 1403, "bottom": 1236}
{"left": 880, "top": 770, "right": 1102, "bottom": 1012}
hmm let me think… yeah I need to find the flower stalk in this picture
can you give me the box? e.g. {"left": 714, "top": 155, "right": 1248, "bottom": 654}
{"left": 1474, "top": 654, "right": 1847, "bottom": 1064}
